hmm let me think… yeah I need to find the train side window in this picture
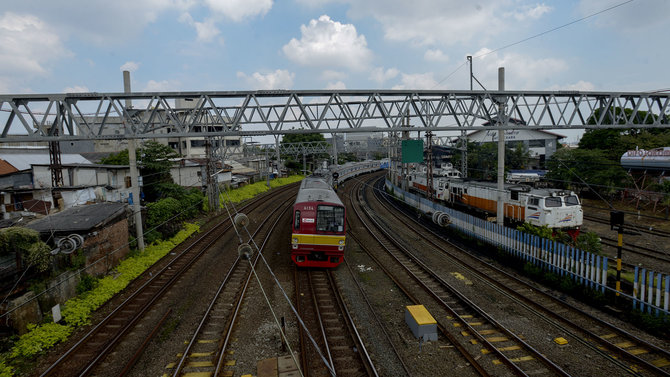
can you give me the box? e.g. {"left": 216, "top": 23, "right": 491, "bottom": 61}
{"left": 294, "top": 210, "right": 301, "bottom": 230}
{"left": 511, "top": 191, "right": 519, "bottom": 200}
{"left": 529, "top": 197, "right": 539, "bottom": 206}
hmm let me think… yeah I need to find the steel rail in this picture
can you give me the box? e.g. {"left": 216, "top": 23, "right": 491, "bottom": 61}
{"left": 375, "top": 177, "right": 670, "bottom": 376}
{"left": 353, "top": 175, "right": 570, "bottom": 376}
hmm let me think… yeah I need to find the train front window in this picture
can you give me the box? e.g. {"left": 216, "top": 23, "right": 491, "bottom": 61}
{"left": 564, "top": 195, "right": 580, "bottom": 206}
{"left": 316, "top": 205, "right": 344, "bottom": 233}
{"left": 545, "top": 196, "right": 562, "bottom": 207}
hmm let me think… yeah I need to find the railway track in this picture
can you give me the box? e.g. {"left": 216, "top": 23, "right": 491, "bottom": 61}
{"left": 346, "top": 174, "right": 570, "bottom": 377}
{"left": 38, "top": 184, "right": 297, "bottom": 377}
{"left": 584, "top": 213, "right": 670, "bottom": 239}
{"left": 166, "top": 192, "right": 293, "bottom": 376}
{"left": 295, "top": 267, "right": 377, "bottom": 377}
{"left": 373, "top": 176, "right": 670, "bottom": 376}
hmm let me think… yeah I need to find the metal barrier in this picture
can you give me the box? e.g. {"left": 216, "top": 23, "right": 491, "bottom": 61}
{"left": 386, "top": 179, "right": 670, "bottom": 317}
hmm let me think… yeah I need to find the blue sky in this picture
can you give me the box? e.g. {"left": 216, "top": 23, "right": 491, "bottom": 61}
{"left": 1, "top": 0, "right": 668, "bottom": 143}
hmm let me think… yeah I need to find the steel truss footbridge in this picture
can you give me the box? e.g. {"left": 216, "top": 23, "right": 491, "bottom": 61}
{"left": 0, "top": 89, "right": 669, "bottom": 142}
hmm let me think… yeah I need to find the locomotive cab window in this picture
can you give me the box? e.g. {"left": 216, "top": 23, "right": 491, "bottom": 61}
{"left": 528, "top": 197, "right": 540, "bottom": 206}
{"left": 564, "top": 195, "right": 579, "bottom": 206}
{"left": 294, "top": 210, "right": 301, "bottom": 230}
{"left": 545, "top": 196, "right": 562, "bottom": 207}
{"left": 316, "top": 205, "right": 344, "bottom": 233}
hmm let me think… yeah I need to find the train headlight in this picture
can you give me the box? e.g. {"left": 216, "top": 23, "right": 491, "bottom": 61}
{"left": 338, "top": 240, "right": 344, "bottom": 245}
{"left": 292, "top": 238, "right": 299, "bottom": 244}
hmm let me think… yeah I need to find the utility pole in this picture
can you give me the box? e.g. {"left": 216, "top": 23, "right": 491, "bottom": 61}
{"left": 426, "top": 131, "right": 434, "bottom": 201}
{"left": 496, "top": 67, "right": 506, "bottom": 226}
{"left": 461, "top": 56, "right": 473, "bottom": 178}
{"left": 124, "top": 70, "right": 144, "bottom": 251}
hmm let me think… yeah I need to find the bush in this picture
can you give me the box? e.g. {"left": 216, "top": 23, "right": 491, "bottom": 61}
{"left": 0, "top": 228, "right": 52, "bottom": 272}
{"left": 220, "top": 175, "right": 303, "bottom": 205}
{"left": 1, "top": 223, "right": 201, "bottom": 372}
{"left": 76, "top": 274, "right": 97, "bottom": 295}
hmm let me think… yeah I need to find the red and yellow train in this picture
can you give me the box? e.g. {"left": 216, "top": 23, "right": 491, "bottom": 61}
{"left": 291, "top": 176, "right": 346, "bottom": 267}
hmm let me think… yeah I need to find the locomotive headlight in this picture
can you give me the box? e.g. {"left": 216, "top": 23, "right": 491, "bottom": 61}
{"left": 293, "top": 238, "right": 299, "bottom": 244}
{"left": 338, "top": 240, "right": 344, "bottom": 245}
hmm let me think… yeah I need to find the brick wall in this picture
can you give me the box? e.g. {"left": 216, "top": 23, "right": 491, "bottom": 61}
{"left": 83, "top": 217, "right": 130, "bottom": 276}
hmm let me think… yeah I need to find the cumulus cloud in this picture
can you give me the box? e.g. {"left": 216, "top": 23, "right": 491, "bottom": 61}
{"left": 237, "top": 69, "right": 295, "bottom": 89}
{"left": 143, "top": 79, "right": 182, "bottom": 92}
{"left": 204, "top": 0, "right": 273, "bottom": 22}
{"left": 392, "top": 72, "right": 441, "bottom": 90}
{"left": 179, "top": 13, "right": 222, "bottom": 43}
{"left": 342, "top": 0, "right": 505, "bottom": 46}
{"left": 325, "top": 81, "right": 346, "bottom": 90}
{"left": 369, "top": 67, "right": 399, "bottom": 85}
{"left": 548, "top": 80, "right": 595, "bottom": 91}
{"left": 0, "top": 12, "right": 70, "bottom": 77}
{"left": 424, "top": 49, "right": 449, "bottom": 62}
{"left": 505, "top": 3, "right": 552, "bottom": 21}
{"left": 283, "top": 15, "right": 372, "bottom": 71}
{"left": 321, "top": 70, "right": 347, "bottom": 81}
{"left": 120, "top": 61, "right": 140, "bottom": 72}
{"left": 470, "top": 48, "right": 568, "bottom": 90}
{"left": 577, "top": 0, "right": 668, "bottom": 30}
{"left": 63, "top": 85, "right": 90, "bottom": 93}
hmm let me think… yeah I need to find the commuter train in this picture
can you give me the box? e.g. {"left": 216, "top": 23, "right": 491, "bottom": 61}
{"left": 291, "top": 176, "right": 346, "bottom": 268}
{"left": 405, "top": 164, "right": 583, "bottom": 238}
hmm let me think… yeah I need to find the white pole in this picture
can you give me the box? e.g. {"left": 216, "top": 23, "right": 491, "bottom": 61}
{"left": 497, "top": 67, "right": 505, "bottom": 225}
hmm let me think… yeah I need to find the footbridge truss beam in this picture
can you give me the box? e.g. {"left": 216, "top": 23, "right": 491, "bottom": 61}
{"left": 0, "top": 90, "right": 668, "bottom": 141}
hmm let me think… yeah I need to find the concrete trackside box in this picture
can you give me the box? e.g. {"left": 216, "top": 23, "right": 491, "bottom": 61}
{"left": 405, "top": 305, "right": 437, "bottom": 342}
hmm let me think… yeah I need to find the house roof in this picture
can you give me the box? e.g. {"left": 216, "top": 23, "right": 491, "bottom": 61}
{"left": 25, "top": 202, "right": 127, "bottom": 234}
{"left": 0, "top": 153, "right": 91, "bottom": 172}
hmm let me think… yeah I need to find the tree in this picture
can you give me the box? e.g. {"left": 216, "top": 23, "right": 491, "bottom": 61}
{"left": 545, "top": 148, "right": 628, "bottom": 197}
{"left": 280, "top": 133, "right": 330, "bottom": 174}
{"left": 452, "top": 141, "right": 530, "bottom": 180}
{"left": 99, "top": 141, "right": 181, "bottom": 202}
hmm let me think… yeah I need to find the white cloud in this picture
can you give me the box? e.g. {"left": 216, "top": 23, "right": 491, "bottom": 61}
{"left": 0, "top": 12, "right": 70, "bottom": 77}
{"left": 369, "top": 67, "right": 399, "bottom": 85}
{"left": 321, "top": 70, "right": 347, "bottom": 81}
{"left": 342, "top": 0, "right": 504, "bottom": 46}
{"left": 283, "top": 15, "right": 372, "bottom": 71}
{"left": 63, "top": 85, "right": 90, "bottom": 93}
{"left": 237, "top": 69, "right": 294, "bottom": 89}
{"left": 470, "top": 48, "right": 568, "bottom": 90}
{"left": 325, "top": 81, "right": 346, "bottom": 90}
{"left": 424, "top": 49, "right": 449, "bottom": 63}
{"left": 120, "top": 61, "right": 140, "bottom": 72}
{"left": 392, "top": 72, "right": 441, "bottom": 90}
{"left": 578, "top": 0, "right": 669, "bottom": 31}
{"left": 6, "top": 1, "right": 194, "bottom": 46}
{"left": 548, "top": 80, "right": 595, "bottom": 92}
{"left": 204, "top": 0, "right": 273, "bottom": 22}
{"left": 506, "top": 3, "right": 552, "bottom": 21}
{"left": 143, "top": 79, "right": 182, "bottom": 92}
{"left": 179, "top": 13, "right": 222, "bottom": 43}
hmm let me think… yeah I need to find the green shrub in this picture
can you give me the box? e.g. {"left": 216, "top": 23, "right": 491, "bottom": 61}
{"left": 75, "top": 274, "right": 97, "bottom": 295}
{"left": 0, "top": 227, "right": 52, "bottom": 272}
{"left": 1, "top": 223, "right": 201, "bottom": 372}
{"left": 10, "top": 323, "right": 72, "bottom": 359}
{"left": 220, "top": 175, "right": 303, "bottom": 205}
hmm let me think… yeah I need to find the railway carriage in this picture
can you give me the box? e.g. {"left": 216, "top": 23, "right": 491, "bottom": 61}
{"left": 407, "top": 166, "right": 583, "bottom": 238}
{"left": 291, "top": 176, "right": 346, "bottom": 267}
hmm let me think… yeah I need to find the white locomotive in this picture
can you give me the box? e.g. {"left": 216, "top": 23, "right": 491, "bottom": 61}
{"left": 406, "top": 164, "right": 583, "bottom": 237}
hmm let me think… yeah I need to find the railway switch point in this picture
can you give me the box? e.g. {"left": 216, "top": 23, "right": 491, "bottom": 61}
{"left": 405, "top": 305, "right": 438, "bottom": 342}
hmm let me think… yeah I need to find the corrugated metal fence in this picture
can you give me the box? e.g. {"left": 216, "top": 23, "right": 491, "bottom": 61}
{"left": 386, "top": 179, "right": 670, "bottom": 317}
